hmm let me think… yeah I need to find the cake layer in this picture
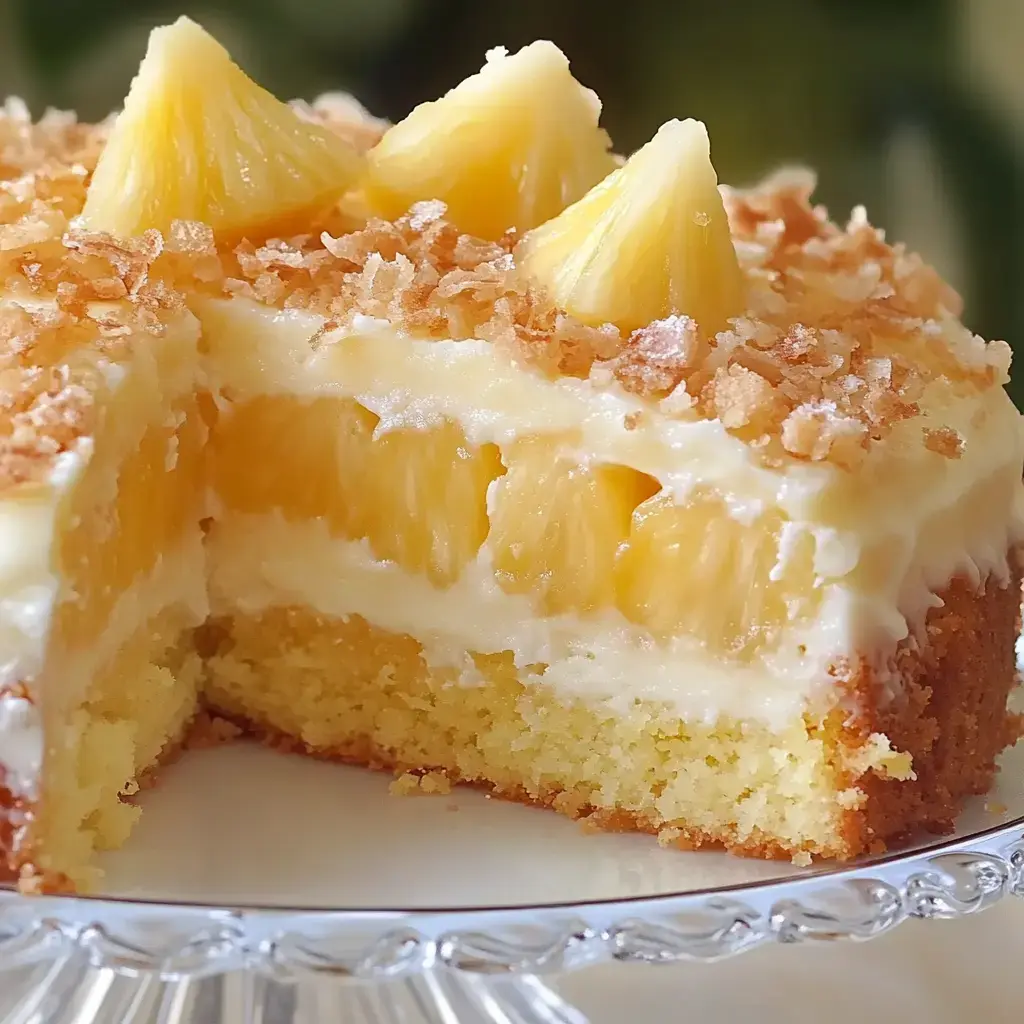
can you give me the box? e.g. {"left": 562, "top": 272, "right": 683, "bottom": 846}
{"left": 20, "top": 601, "right": 204, "bottom": 890}
{"left": 205, "top": 604, "right": 860, "bottom": 859}
{"left": 204, "top": 548, "right": 1021, "bottom": 861}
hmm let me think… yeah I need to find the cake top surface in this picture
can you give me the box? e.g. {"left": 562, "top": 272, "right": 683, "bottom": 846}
{"left": 0, "top": 20, "right": 1014, "bottom": 490}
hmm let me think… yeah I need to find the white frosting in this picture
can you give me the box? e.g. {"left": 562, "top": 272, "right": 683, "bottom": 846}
{"left": 0, "top": 450, "right": 89, "bottom": 691}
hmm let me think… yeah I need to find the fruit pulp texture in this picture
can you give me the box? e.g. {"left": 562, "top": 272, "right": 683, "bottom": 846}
{"left": 211, "top": 395, "right": 820, "bottom": 656}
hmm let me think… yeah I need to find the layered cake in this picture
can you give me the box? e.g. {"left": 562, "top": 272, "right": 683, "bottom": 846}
{"left": 0, "top": 18, "right": 1021, "bottom": 893}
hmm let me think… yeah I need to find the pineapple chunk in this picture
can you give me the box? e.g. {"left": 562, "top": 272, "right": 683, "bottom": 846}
{"left": 210, "top": 395, "right": 379, "bottom": 538}
{"left": 490, "top": 440, "right": 658, "bottom": 614}
{"left": 518, "top": 119, "right": 744, "bottom": 335}
{"left": 363, "top": 42, "right": 617, "bottom": 240}
{"left": 361, "top": 420, "right": 505, "bottom": 588}
{"left": 82, "top": 17, "right": 363, "bottom": 239}
{"left": 59, "top": 394, "right": 206, "bottom": 648}
{"left": 616, "top": 493, "right": 820, "bottom": 655}
{"left": 211, "top": 399, "right": 502, "bottom": 588}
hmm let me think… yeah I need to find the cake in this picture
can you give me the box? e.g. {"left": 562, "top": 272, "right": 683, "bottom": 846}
{"left": 1, "top": 17, "right": 1021, "bottom": 894}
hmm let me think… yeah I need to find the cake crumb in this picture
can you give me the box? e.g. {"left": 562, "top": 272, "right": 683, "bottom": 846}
{"left": 389, "top": 771, "right": 421, "bottom": 796}
{"left": 985, "top": 800, "right": 1008, "bottom": 816}
{"left": 420, "top": 769, "right": 452, "bottom": 795}
{"left": 791, "top": 850, "right": 813, "bottom": 867}
{"left": 657, "top": 827, "right": 683, "bottom": 848}
{"left": 388, "top": 769, "right": 452, "bottom": 796}
{"left": 18, "top": 865, "right": 44, "bottom": 895}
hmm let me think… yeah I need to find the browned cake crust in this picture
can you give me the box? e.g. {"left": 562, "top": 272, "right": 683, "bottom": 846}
{"left": 853, "top": 556, "right": 1024, "bottom": 852}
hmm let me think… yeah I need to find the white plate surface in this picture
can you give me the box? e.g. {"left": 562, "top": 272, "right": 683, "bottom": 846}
{"left": 97, "top": 736, "right": 1024, "bottom": 910}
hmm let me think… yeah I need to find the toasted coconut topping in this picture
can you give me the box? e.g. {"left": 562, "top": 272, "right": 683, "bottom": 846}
{"left": 198, "top": 174, "right": 1003, "bottom": 468}
{"left": 0, "top": 100, "right": 1009, "bottom": 486}
{"left": 924, "top": 427, "right": 965, "bottom": 459}
{"left": 0, "top": 304, "right": 101, "bottom": 487}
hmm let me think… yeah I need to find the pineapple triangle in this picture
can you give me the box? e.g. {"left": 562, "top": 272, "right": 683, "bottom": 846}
{"left": 363, "top": 41, "right": 617, "bottom": 240}
{"left": 81, "top": 17, "right": 364, "bottom": 240}
{"left": 518, "top": 119, "right": 745, "bottom": 335}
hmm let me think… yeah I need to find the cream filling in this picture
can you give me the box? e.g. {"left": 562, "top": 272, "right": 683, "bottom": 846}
{"left": 199, "top": 297, "right": 1024, "bottom": 657}
{"left": 0, "top": 532, "right": 208, "bottom": 798}
{"left": 202, "top": 511, "right": 925, "bottom": 730}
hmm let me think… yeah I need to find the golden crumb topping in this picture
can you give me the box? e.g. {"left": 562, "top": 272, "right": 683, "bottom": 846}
{"left": 0, "top": 305, "right": 102, "bottom": 488}
{"left": 0, "top": 99, "right": 1010, "bottom": 484}
{"left": 196, "top": 170, "right": 1007, "bottom": 469}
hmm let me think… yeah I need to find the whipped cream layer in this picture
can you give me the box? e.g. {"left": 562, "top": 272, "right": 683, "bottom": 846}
{"left": 200, "top": 297, "right": 1024, "bottom": 664}
{"left": 209, "top": 512, "right": 858, "bottom": 728}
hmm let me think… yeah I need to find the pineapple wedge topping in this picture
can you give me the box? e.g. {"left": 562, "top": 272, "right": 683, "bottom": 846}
{"left": 363, "top": 41, "right": 617, "bottom": 240}
{"left": 82, "top": 17, "right": 363, "bottom": 240}
{"left": 518, "top": 119, "right": 744, "bottom": 335}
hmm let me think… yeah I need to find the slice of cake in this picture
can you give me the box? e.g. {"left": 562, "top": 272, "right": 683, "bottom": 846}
{"left": 0, "top": 246, "right": 208, "bottom": 891}
{"left": 1, "top": 17, "right": 1022, "bottom": 892}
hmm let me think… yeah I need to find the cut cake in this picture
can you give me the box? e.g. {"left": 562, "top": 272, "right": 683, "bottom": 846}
{"left": 0, "top": 18, "right": 1021, "bottom": 892}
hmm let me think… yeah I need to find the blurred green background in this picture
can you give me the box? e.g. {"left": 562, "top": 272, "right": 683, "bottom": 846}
{"left": 2, "top": 0, "right": 1022, "bottom": 401}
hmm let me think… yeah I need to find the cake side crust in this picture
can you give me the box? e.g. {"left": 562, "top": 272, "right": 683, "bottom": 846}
{"left": 848, "top": 550, "right": 1024, "bottom": 853}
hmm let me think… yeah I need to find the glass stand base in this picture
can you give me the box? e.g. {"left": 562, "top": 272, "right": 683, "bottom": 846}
{"left": 0, "top": 962, "right": 588, "bottom": 1024}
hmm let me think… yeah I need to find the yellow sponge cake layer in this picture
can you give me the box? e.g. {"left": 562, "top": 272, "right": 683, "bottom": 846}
{"left": 203, "top": 575, "right": 1020, "bottom": 861}
{"left": 207, "top": 605, "right": 861, "bottom": 859}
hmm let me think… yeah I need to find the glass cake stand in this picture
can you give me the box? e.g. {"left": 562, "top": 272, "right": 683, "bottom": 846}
{"left": 1, "top": 740, "right": 1022, "bottom": 1024}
